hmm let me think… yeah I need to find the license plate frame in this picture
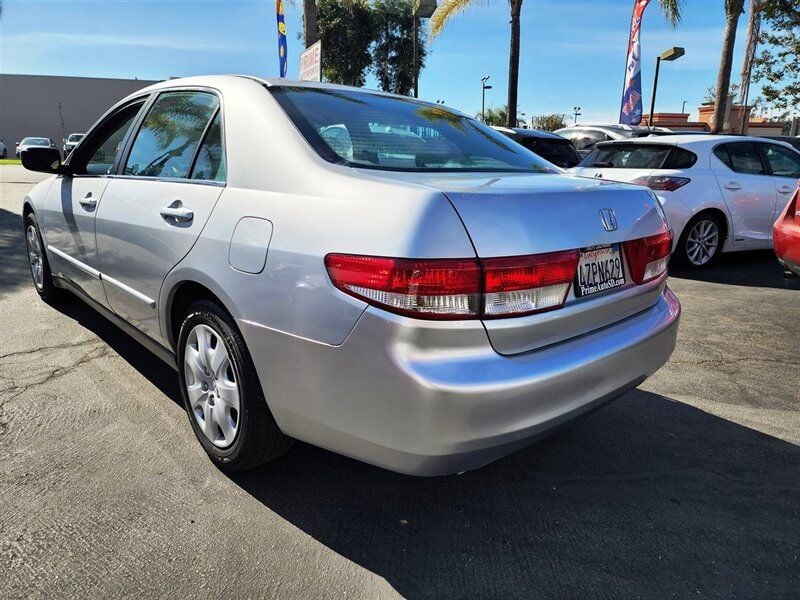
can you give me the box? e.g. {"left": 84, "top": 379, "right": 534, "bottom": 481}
{"left": 574, "top": 243, "right": 626, "bottom": 298}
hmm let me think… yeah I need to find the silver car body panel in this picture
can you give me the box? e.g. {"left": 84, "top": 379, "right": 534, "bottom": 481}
{"left": 24, "top": 75, "right": 681, "bottom": 475}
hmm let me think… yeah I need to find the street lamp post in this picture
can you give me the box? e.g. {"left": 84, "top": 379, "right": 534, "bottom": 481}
{"left": 412, "top": 1, "right": 437, "bottom": 98}
{"left": 681, "top": 99, "right": 688, "bottom": 114}
{"left": 648, "top": 46, "right": 685, "bottom": 129}
{"left": 481, "top": 75, "right": 492, "bottom": 122}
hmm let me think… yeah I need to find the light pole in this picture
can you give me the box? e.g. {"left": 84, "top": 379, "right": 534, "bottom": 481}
{"left": 648, "top": 46, "right": 685, "bottom": 129}
{"left": 573, "top": 106, "right": 582, "bottom": 124}
{"left": 481, "top": 75, "right": 492, "bottom": 123}
{"left": 412, "top": 1, "right": 437, "bottom": 98}
{"left": 681, "top": 99, "right": 688, "bottom": 114}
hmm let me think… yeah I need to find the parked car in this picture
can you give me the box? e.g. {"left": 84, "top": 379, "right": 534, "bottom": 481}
{"left": 63, "top": 132, "right": 85, "bottom": 157}
{"left": 554, "top": 124, "right": 673, "bottom": 157}
{"left": 569, "top": 135, "right": 800, "bottom": 267}
{"left": 766, "top": 136, "right": 800, "bottom": 152}
{"left": 20, "top": 76, "right": 680, "bottom": 476}
{"left": 773, "top": 182, "right": 800, "bottom": 277}
{"left": 492, "top": 126, "right": 581, "bottom": 168}
{"left": 16, "top": 137, "right": 57, "bottom": 159}
{"left": 0, "top": 137, "right": 7, "bottom": 158}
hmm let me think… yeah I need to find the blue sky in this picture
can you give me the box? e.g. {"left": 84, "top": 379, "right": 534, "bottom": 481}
{"left": 1, "top": 0, "right": 761, "bottom": 123}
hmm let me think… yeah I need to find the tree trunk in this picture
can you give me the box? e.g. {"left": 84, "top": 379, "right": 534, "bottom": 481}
{"left": 303, "top": 0, "right": 318, "bottom": 47}
{"left": 506, "top": 0, "right": 522, "bottom": 128}
{"left": 711, "top": 0, "right": 745, "bottom": 133}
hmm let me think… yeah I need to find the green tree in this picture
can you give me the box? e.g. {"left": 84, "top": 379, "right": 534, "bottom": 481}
{"left": 711, "top": 0, "right": 747, "bottom": 133}
{"left": 531, "top": 114, "right": 567, "bottom": 131}
{"left": 432, "top": 1, "right": 681, "bottom": 129}
{"left": 478, "top": 105, "right": 509, "bottom": 127}
{"left": 317, "top": 0, "right": 375, "bottom": 86}
{"left": 372, "top": 0, "right": 427, "bottom": 95}
{"left": 752, "top": 0, "right": 799, "bottom": 118}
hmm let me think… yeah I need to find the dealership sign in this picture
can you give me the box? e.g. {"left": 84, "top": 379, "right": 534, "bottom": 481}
{"left": 299, "top": 41, "right": 322, "bottom": 82}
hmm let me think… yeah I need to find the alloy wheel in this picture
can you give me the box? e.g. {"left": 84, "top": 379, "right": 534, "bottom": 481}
{"left": 26, "top": 224, "right": 44, "bottom": 290}
{"left": 184, "top": 324, "right": 241, "bottom": 448}
{"left": 686, "top": 219, "right": 719, "bottom": 267}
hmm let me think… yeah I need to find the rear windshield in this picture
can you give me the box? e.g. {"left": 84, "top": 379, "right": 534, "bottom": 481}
{"left": 520, "top": 138, "right": 580, "bottom": 168}
{"left": 270, "top": 87, "right": 554, "bottom": 173}
{"left": 580, "top": 144, "right": 696, "bottom": 169}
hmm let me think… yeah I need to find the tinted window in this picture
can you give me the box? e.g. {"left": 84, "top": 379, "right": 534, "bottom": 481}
{"left": 190, "top": 112, "right": 226, "bottom": 182}
{"left": 571, "top": 130, "right": 610, "bottom": 151}
{"left": 271, "top": 87, "right": 553, "bottom": 173}
{"left": 713, "top": 145, "right": 732, "bottom": 169}
{"left": 662, "top": 147, "right": 697, "bottom": 169}
{"left": 760, "top": 144, "right": 800, "bottom": 178}
{"left": 718, "top": 142, "right": 764, "bottom": 175}
{"left": 80, "top": 103, "right": 143, "bottom": 175}
{"left": 581, "top": 144, "right": 671, "bottom": 169}
{"left": 125, "top": 91, "right": 219, "bottom": 179}
{"left": 521, "top": 138, "right": 580, "bottom": 168}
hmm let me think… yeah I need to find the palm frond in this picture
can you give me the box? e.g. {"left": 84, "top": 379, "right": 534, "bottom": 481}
{"left": 656, "top": 0, "right": 683, "bottom": 28}
{"left": 430, "top": 0, "right": 475, "bottom": 38}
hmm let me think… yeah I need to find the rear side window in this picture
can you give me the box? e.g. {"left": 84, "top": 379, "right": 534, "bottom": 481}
{"left": 662, "top": 147, "right": 697, "bottom": 169}
{"left": 581, "top": 144, "right": 671, "bottom": 169}
{"left": 190, "top": 112, "right": 226, "bottom": 182}
{"left": 521, "top": 138, "right": 580, "bottom": 168}
{"left": 124, "top": 91, "right": 219, "bottom": 179}
{"left": 569, "top": 129, "right": 610, "bottom": 151}
{"left": 715, "top": 142, "right": 764, "bottom": 175}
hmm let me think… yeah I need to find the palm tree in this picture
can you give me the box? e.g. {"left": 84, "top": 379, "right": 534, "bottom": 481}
{"left": 303, "top": 0, "right": 318, "bottom": 47}
{"left": 711, "top": 0, "right": 746, "bottom": 133}
{"left": 431, "top": 1, "right": 683, "bottom": 129}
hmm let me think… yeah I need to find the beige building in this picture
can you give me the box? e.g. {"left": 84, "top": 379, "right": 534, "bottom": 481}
{"left": 0, "top": 74, "right": 160, "bottom": 155}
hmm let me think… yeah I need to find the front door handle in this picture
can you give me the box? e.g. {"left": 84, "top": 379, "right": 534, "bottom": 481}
{"left": 78, "top": 193, "right": 97, "bottom": 210}
{"left": 724, "top": 181, "right": 742, "bottom": 191}
{"left": 160, "top": 200, "right": 194, "bottom": 223}
{"left": 778, "top": 186, "right": 794, "bottom": 194}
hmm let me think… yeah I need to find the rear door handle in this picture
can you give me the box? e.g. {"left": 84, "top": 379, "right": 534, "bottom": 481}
{"left": 778, "top": 186, "right": 794, "bottom": 194}
{"left": 78, "top": 193, "right": 97, "bottom": 210}
{"left": 160, "top": 201, "right": 194, "bottom": 223}
{"left": 724, "top": 182, "right": 742, "bottom": 191}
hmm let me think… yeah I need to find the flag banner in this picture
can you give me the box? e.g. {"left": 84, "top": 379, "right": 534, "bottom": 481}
{"left": 619, "top": 0, "right": 650, "bottom": 125}
{"left": 276, "top": 0, "right": 288, "bottom": 78}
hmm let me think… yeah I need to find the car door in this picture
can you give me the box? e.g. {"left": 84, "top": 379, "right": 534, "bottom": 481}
{"left": 95, "top": 89, "right": 225, "bottom": 342}
{"left": 710, "top": 141, "right": 776, "bottom": 248}
{"left": 38, "top": 98, "right": 146, "bottom": 305}
{"left": 756, "top": 142, "right": 800, "bottom": 220}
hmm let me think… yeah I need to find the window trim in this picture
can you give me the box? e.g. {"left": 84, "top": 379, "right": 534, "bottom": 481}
{"left": 113, "top": 86, "right": 227, "bottom": 187}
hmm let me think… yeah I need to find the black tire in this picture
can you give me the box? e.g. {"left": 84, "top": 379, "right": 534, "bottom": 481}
{"left": 177, "top": 299, "right": 293, "bottom": 471}
{"left": 673, "top": 212, "right": 725, "bottom": 269}
{"left": 24, "top": 212, "right": 63, "bottom": 303}
{"left": 1, "top": 149, "right": 7, "bottom": 158}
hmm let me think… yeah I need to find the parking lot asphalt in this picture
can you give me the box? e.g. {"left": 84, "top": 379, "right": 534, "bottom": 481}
{"left": 1, "top": 164, "right": 799, "bottom": 599}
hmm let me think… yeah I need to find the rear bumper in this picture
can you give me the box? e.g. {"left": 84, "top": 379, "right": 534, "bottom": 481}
{"left": 240, "top": 287, "right": 681, "bottom": 476}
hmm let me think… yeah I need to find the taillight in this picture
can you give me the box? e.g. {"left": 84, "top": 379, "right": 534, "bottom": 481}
{"left": 482, "top": 250, "right": 579, "bottom": 318}
{"left": 324, "top": 255, "right": 481, "bottom": 320}
{"left": 632, "top": 175, "right": 691, "bottom": 192}
{"left": 623, "top": 231, "right": 673, "bottom": 284}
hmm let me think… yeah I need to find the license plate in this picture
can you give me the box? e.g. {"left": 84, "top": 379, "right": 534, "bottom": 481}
{"left": 574, "top": 244, "right": 626, "bottom": 298}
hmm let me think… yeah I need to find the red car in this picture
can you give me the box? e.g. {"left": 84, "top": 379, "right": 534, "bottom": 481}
{"left": 773, "top": 181, "right": 800, "bottom": 277}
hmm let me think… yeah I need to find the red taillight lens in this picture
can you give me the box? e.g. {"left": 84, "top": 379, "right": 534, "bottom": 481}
{"left": 623, "top": 231, "right": 673, "bottom": 284}
{"left": 324, "top": 254, "right": 481, "bottom": 320}
{"left": 632, "top": 175, "right": 691, "bottom": 192}
{"left": 482, "top": 250, "right": 579, "bottom": 318}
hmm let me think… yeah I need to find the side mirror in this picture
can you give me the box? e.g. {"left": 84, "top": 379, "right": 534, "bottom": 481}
{"left": 21, "top": 147, "right": 67, "bottom": 175}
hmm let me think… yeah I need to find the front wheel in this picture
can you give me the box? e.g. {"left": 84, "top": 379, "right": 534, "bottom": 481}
{"left": 24, "top": 212, "right": 63, "bottom": 302}
{"left": 177, "top": 299, "right": 292, "bottom": 471}
{"left": 674, "top": 214, "right": 724, "bottom": 268}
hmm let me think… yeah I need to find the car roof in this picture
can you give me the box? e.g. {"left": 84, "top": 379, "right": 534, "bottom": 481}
{"left": 595, "top": 134, "right": 798, "bottom": 150}
{"left": 492, "top": 126, "right": 566, "bottom": 140}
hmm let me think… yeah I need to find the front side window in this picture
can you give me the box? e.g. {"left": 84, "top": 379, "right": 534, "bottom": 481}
{"left": 76, "top": 102, "right": 144, "bottom": 175}
{"left": 760, "top": 143, "right": 800, "bottom": 178}
{"left": 716, "top": 142, "right": 764, "bottom": 175}
{"left": 271, "top": 87, "right": 553, "bottom": 173}
{"left": 125, "top": 91, "right": 219, "bottom": 179}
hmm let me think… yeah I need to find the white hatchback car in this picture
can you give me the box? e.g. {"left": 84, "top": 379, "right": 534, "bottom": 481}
{"left": 570, "top": 135, "right": 800, "bottom": 267}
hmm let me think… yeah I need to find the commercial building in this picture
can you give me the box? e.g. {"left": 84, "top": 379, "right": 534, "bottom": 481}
{"left": 0, "top": 74, "right": 160, "bottom": 156}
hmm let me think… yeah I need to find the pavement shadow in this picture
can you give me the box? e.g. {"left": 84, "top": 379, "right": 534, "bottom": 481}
{"left": 230, "top": 392, "right": 800, "bottom": 598}
{"left": 670, "top": 249, "right": 800, "bottom": 290}
{"left": 0, "top": 207, "right": 30, "bottom": 297}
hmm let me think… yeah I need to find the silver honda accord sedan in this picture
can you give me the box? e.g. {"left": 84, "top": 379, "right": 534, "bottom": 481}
{"left": 20, "top": 75, "right": 680, "bottom": 476}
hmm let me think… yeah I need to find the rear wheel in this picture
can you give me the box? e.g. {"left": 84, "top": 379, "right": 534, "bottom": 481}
{"left": 24, "top": 212, "right": 62, "bottom": 302}
{"left": 177, "top": 299, "right": 292, "bottom": 471}
{"left": 674, "top": 213, "right": 724, "bottom": 268}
